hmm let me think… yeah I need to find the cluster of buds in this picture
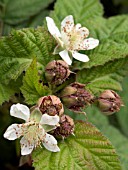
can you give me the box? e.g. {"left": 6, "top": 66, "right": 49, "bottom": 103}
{"left": 98, "top": 90, "right": 123, "bottom": 115}
{"left": 61, "top": 82, "right": 93, "bottom": 112}
{"left": 45, "top": 60, "right": 71, "bottom": 85}
{"left": 37, "top": 95, "right": 75, "bottom": 138}
{"left": 3, "top": 14, "right": 124, "bottom": 160}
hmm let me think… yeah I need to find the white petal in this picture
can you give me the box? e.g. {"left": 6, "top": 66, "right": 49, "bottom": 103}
{"left": 75, "top": 23, "right": 81, "bottom": 30}
{"left": 43, "top": 133, "right": 60, "bottom": 152}
{"left": 78, "top": 27, "right": 89, "bottom": 39}
{"left": 4, "top": 123, "right": 22, "bottom": 140}
{"left": 72, "top": 51, "right": 89, "bottom": 62}
{"left": 61, "top": 15, "right": 74, "bottom": 33}
{"left": 40, "top": 114, "right": 59, "bottom": 126}
{"left": 59, "top": 50, "right": 72, "bottom": 65}
{"left": 46, "top": 17, "right": 61, "bottom": 38}
{"left": 83, "top": 38, "right": 99, "bottom": 50}
{"left": 10, "top": 103, "right": 30, "bottom": 122}
{"left": 20, "top": 137, "right": 34, "bottom": 155}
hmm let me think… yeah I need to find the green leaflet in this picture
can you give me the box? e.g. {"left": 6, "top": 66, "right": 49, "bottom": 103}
{"left": 76, "top": 57, "right": 128, "bottom": 94}
{"left": 0, "top": 27, "right": 57, "bottom": 84}
{"left": 32, "top": 121, "right": 121, "bottom": 170}
{"left": 0, "top": 0, "right": 54, "bottom": 25}
{"left": 21, "top": 59, "right": 52, "bottom": 105}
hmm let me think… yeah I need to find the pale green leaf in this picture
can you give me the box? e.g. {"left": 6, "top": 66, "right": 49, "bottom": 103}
{"left": 33, "top": 121, "right": 121, "bottom": 170}
{"left": 21, "top": 59, "right": 52, "bottom": 105}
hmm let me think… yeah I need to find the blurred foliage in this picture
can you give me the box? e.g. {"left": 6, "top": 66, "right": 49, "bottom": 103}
{"left": 0, "top": 0, "right": 55, "bottom": 36}
{"left": 116, "top": 77, "right": 128, "bottom": 137}
{"left": 0, "top": 0, "right": 128, "bottom": 169}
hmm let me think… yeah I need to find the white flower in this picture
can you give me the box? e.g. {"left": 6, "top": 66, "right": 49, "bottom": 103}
{"left": 4, "top": 103, "right": 60, "bottom": 155}
{"left": 46, "top": 15, "right": 99, "bottom": 65}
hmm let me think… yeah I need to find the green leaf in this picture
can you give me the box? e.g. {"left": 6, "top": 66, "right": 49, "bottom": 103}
{"left": 21, "top": 58, "right": 52, "bottom": 105}
{"left": 76, "top": 57, "right": 128, "bottom": 94}
{"left": 116, "top": 76, "right": 128, "bottom": 137}
{"left": 62, "top": 105, "right": 128, "bottom": 170}
{"left": 51, "top": 0, "right": 128, "bottom": 70}
{"left": 0, "top": 27, "right": 56, "bottom": 84}
{"left": 73, "top": 15, "right": 128, "bottom": 69}
{"left": 27, "top": 10, "right": 50, "bottom": 28}
{"left": 51, "top": 0, "right": 103, "bottom": 27}
{"left": 107, "top": 15, "right": 128, "bottom": 35}
{"left": 1, "top": 0, "right": 54, "bottom": 25}
{"left": 0, "top": 78, "right": 22, "bottom": 105}
{"left": 85, "top": 106, "right": 128, "bottom": 170}
{"left": 32, "top": 121, "right": 121, "bottom": 170}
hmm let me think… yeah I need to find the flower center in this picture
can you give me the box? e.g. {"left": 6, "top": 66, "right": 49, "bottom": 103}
{"left": 23, "top": 122, "right": 45, "bottom": 147}
{"left": 63, "top": 27, "right": 83, "bottom": 51}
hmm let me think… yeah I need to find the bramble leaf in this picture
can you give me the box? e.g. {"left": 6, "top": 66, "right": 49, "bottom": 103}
{"left": 51, "top": 0, "right": 103, "bottom": 27}
{"left": 0, "top": 27, "right": 56, "bottom": 84}
{"left": 76, "top": 57, "right": 128, "bottom": 94}
{"left": 33, "top": 121, "right": 121, "bottom": 170}
{"left": 86, "top": 106, "right": 128, "bottom": 170}
{"left": 51, "top": 0, "right": 128, "bottom": 69}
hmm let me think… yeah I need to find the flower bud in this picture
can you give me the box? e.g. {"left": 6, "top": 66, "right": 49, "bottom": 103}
{"left": 37, "top": 95, "right": 64, "bottom": 116}
{"left": 98, "top": 90, "right": 123, "bottom": 115}
{"left": 53, "top": 115, "right": 74, "bottom": 138}
{"left": 61, "top": 82, "right": 93, "bottom": 112}
{"left": 45, "top": 60, "right": 71, "bottom": 85}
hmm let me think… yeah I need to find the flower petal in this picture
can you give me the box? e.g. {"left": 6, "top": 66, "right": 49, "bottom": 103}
{"left": 59, "top": 50, "right": 72, "bottom": 65}
{"left": 78, "top": 27, "right": 89, "bottom": 39}
{"left": 46, "top": 17, "right": 61, "bottom": 38}
{"left": 10, "top": 103, "right": 30, "bottom": 122}
{"left": 83, "top": 38, "right": 99, "bottom": 50}
{"left": 75, "top": 23, "right": 81, "bottom": 30}
{"left": 20, "top": 137, "right": 34, "bottom": 155}
{"left": 72, "top": 51, "right": 89, "bottom": 62}
{"left": 43, "top": 133, "right": 60, "bottom": 152}
{"left": 40, "top": 114, "right": 59, "bottom": 126}
{"left": 61, "top": 15, "right": 74, "bottom": 33}
{"left": 4, "top": 123, "right": 22, "bottom": 140}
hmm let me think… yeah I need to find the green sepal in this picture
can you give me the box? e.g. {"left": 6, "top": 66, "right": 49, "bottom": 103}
{"left": 30, "top": 108, "right": 42, "bottom": 122}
